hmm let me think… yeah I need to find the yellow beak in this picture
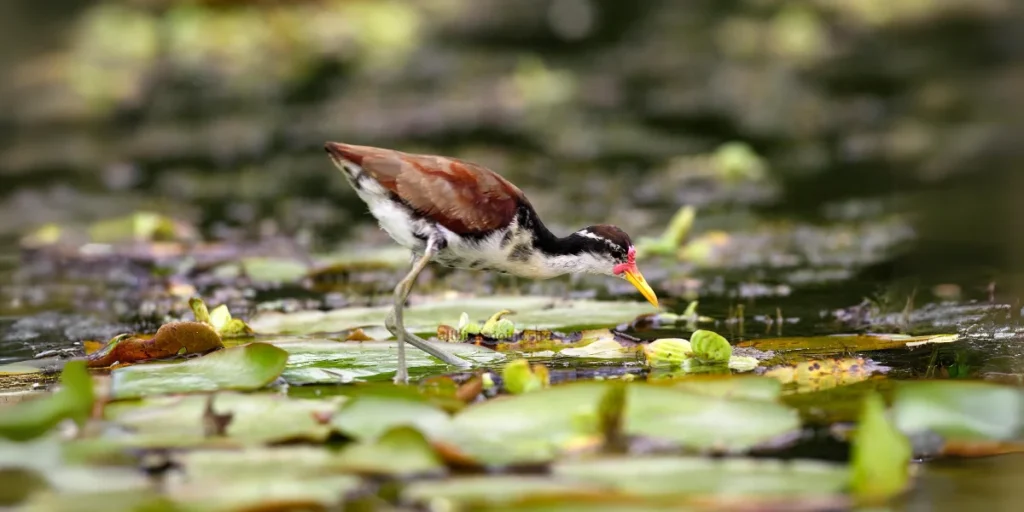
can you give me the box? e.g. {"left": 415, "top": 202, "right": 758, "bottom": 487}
{"left": 623, "top": 267, "right": 659, "bottom": 308}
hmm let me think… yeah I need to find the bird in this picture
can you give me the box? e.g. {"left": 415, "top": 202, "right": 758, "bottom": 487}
{"left": 324, "top": 142, "right": 659, "bottom": 383}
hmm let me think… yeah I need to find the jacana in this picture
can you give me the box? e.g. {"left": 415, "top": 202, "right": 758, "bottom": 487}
{"left": 325, "top": 142, "right": 659, "bottom": 383}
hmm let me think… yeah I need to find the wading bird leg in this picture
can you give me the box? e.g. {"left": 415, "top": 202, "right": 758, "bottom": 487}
{"left": 386, "top": 237, "right": 472, "bottom": 384}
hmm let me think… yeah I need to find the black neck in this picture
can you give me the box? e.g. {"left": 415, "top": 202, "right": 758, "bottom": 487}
{"left": 516, "top": 204, "right": 598, "bottom": 257}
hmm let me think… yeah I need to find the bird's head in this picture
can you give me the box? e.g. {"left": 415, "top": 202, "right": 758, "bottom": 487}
{"left": 572, "top": 225, "right": 659, "bottom": 308}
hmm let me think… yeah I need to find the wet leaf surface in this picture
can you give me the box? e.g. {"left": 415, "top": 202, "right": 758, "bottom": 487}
{"left": 170, "top": 446, "right": 360, "bottom": 511}
{"left": 249, "top": 296, "right": 658, "bottom": 336}
{"left": 333, "top": 425, "right": 445, "bottom": 476}
{"left": 0, "top": 362, "right": 93, "bottom": 441}
{"left": 622, "top": 384, "right": 801, "bottom": 452}
{"left": 110, "top": 343, "right": 287, "bottom": 399}
{"left": 850, "top": 393, "right": 911, "bottom": 502}
{"left": 736, "top": 333, "right": 960, "bottom": 356}
{"left": 435, "top": 382, "right": 611, "bottom": 466}
{"left": 274, "top": 338, "right": 504, "bottom": 384}
{"left": 104, "top": 392, "right": 341, "bottom": 448}
{"left": 892, "top": 381, "right": 1024, "bottom": 442}
{"left": 87, "top": 322, "right": 223, "bottom": 368}
{"left": 331, "top": 394, "right": 451, "bottom": 442}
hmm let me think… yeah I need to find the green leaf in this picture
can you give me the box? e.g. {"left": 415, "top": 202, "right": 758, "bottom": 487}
{"left": 892, "top": 381, "right": 1023, "bottom": 441}
{"left": 331, "top": 395, "right": 451, "bottom": 442}
{"left": 110, "top": 343, "right": 288, "bottom": 399}
{"left": 436, "top": 382, "right": 611, "bottom": 466}
{"left": 105, "top": 392, "right": 341, "bottom": 448}
{"left": 643, "top": 338, "right": 692, "bottom": 367}
{"left": 623, "top": 384, "right": 800, "bottom": 451}
{"left": 554, "top": 455, "right": 849, "bottom": 498}
{"left": 502, "top": 359, "right": 549, "bottom": 394}
{"left": 689, "top": 330, "right": 731, "bottom": 364}
{"left": 737, "top": 333, "right": 959, "bottom": 356}
{"left": 402, "top": 456, "right": 849, "bottom": 509}
{"left": 668, "top": 376, "right": 782, "bottom": 401}
{"left": 249, "top": 296, "right": 657, "bottom": 336}
{"left": 333, "top": 426, "right": 445, "bottom": 476}
{"left": 0, "top": 361, "right": 94, "bottom": 442}
{"left": 170, "top": 446, "right": 360, "bottom": 511}
{"left": 273, "top": 339, "right": 503, "bottom": 384}
{"left": 850, "top": 393, "right": 911, "bottom": 502}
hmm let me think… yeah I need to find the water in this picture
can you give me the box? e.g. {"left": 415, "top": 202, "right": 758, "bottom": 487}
{"left": 1, "top": 1, "right": 1022, "bottom": 508}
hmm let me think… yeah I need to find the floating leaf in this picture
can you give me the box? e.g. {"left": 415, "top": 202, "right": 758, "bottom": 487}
{"left": 110, "top": 343, "right": 287, "bottom": 399}
{"left": 331, "top": 394, "right": 451, "bottom": 442}
{"left": 215, "top": 256, "right": 310, "bottom": 283}
{"left": 403, "top": 476, "right": 606, "bottom": 509}
{"left": 0, "top": 362, "right": 94, "bottom": 442}
{"left": 435, "top": 382, "right": 610, "bottom": 466}
{"left": 635, "top": 205, "right": 697, "bottom": 259}
{"left": 189, "top": 298, "right": 254, "bottom": 338}
{"left": 664, "top": 376, "right": 783, "bottom": 401}
{"left": 690, "top": 330, "right": 731, "bottom": 364}
{"left": 502, "top": 359, "right": 549, "bottom": 395}
{"left": 273, "top": 339, "right": 503, "bottom": 385}
{"left": 105, "top": 392, "right": 341, "bottom": 448}
{"left": 728, "top": 355, "right": 759, "bottom": 372}
{"left": 88, "top": 211, "right": 193, "bottom": 244}
{"left": 86, "top": 322, "right": 223, "bottom": 368}
{"left": 764, "top": 357, "right": 885, "bottom": 392}
{"left": 850, "top": 393, "right": 911, "bottom": 502}
{"left": 622, "top": 383, "right": 800, "bottom": 451}
{"left": 559, "top": 338, "right": 629, "bottom": 358}
{"left": 736, "top": 333, "right": 959, "bottom": 355}
{"left": 403, "top": 456, "right": 849, "bottom": 509}
{"left": 555, "top": 455, "right": 848, "bottom": 498}
{"left": 333, "top": 426, "right": 445, "bottom": 476}
{"left": 170, "top": 446, "right": 360, "bottom": 511}
{"left": 250, "top": 296, "right": 657, "bottom": 336}
{"left": 644, "top": 338, "right": 692, "bottom": 367}
{"left": 481, "top": 310, "right": 516, "bottom": 339}
{"left": 892, "top": 381, "right": 1024, "bottom": 442}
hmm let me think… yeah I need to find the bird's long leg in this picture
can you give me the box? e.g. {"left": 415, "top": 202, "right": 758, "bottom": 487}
{"left": 387, "top": 236, "right": 472, "bottom": 384}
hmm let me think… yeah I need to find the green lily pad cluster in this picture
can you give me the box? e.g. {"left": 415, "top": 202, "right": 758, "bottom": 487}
{"left": 644, "top": 329, "right": 759, "bottom": 373}
{"left": 457, "top": 310, "right": 517, "bottom": 340}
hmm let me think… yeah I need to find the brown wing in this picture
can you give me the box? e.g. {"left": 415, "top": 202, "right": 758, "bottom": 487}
{"left": 326, "top": 142, "right": 524, "bottom": 235}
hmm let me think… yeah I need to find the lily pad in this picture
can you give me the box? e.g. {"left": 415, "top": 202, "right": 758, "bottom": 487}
{"left": 662, "top": 376, "right": 783, "bottom": 401}
{"left": 0, "top": 437, "right": 152, "bottom": 503}
{"left": 765, "top": 357, "right": 886, "bottom": 392}
{"left": 435, "top": 382, "right": 612, "bottom": 466}
{"left": 850, "top": 393, "right": 911, "bottom": 502}
{"left": 250, "top": 296, "right": 658, "bottom": 336}
{"left": 333, "top": 426, "right": 445, "bottom": 476}
{"left": 502, "top": 359, "right": 550, "bottom": 394}
{"left": 622, "top": 383, "right": 801, "bottom": 451}
{"left": 554, "top": 455, "right": 849, "bottom": 498}
{"left": 214, "top": 256, "right": 310, "bottom": 283}
{"left": 690, "top": 329, "right": 732, "bottom": 364}
{"left": 110, "top": 343, "right": 288, "bottom": 399}
{"left": 331, "top": 394, "right": 451, "bottom": 441}
{"left": 402, "top": 456, "right": 850, "bottom": 509}
{"left": 892, "top": 381, "right": 1024, "bottom": 441}
{"left": 274, "top": 339, "right": 504, "bottom": 384}
{"left": 170, "top": 446, "right": 361, "bottom": 511}
{"left": 0, "top": 362, "right": 94, "bottom": 442}
{"left": 105, "top": 392, "right": 341, "bottom": 448}
{"left": 87, "top": 322, "right": 223, "bottom": 368}
{"left": 189, "top": 298, "right": 253, "bottom": 339}
{"left": 736, "top": 333, "right": 959, "bottom": 355}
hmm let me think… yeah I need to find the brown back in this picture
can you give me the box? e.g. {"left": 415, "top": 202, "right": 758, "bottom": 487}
{"left": 328, "top": 143, "right": 525, "bottom": 235}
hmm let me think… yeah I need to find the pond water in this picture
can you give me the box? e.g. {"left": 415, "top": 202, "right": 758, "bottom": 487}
{"left": 1, "top": 1, "right": 1022, "bottom": 510}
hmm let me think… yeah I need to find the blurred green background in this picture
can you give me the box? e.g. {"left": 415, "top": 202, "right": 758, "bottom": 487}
{"left": 0, "top": 0, "right": 1021, "bottom": 296}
